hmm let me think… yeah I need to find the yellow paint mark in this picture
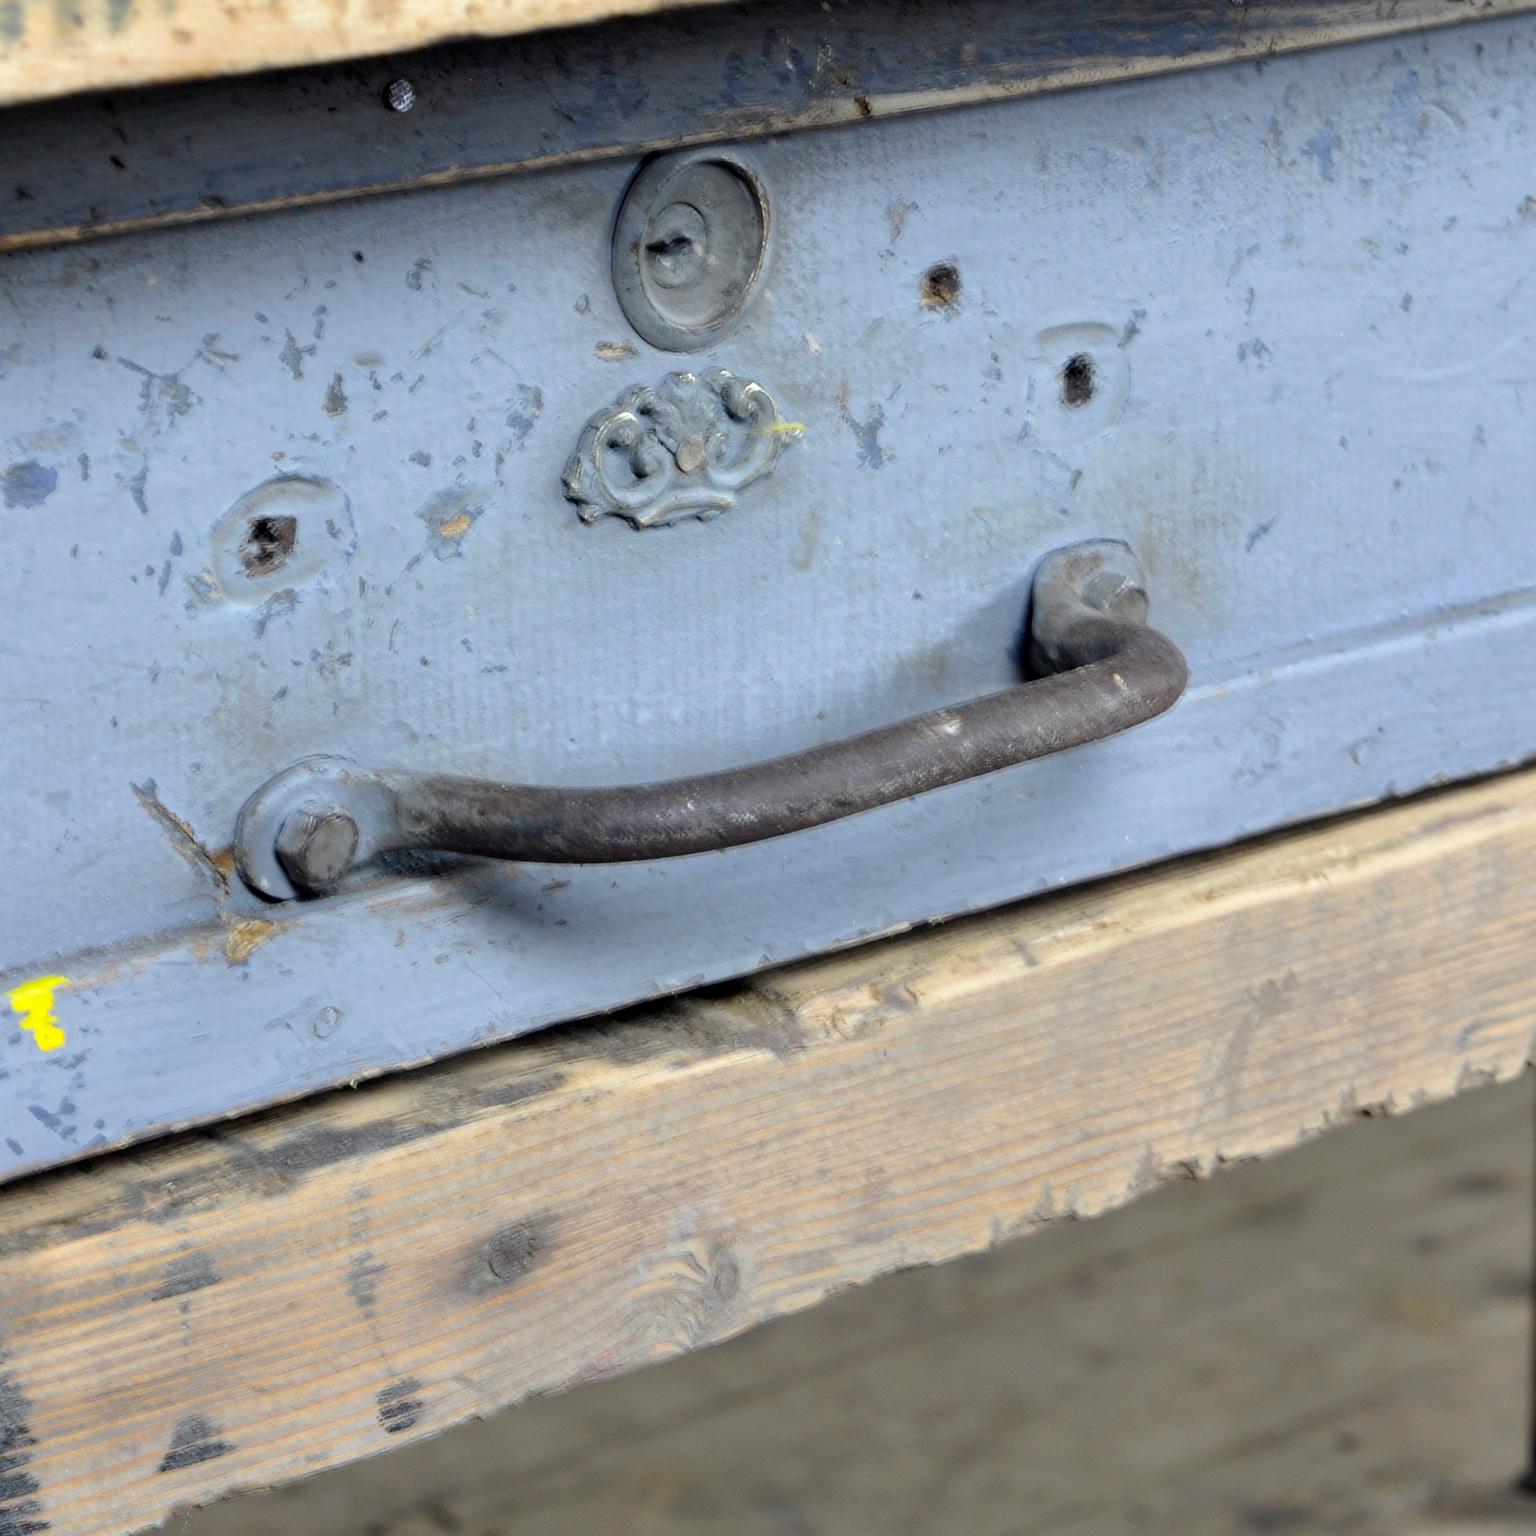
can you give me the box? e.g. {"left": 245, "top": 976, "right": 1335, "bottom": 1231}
{"left": 595, "top": 340, "right": 639, "bottom": 361}
{"left": 8, "top": 976, "right": 70, "bottom": 1052}
{"left": 761, "top": 421, "right": 806, "bottom": 438}
{"left": 438, "top": 512, "right": 474, "bottom": 541}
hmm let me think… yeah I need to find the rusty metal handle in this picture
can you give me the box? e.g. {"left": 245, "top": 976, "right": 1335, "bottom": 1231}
{"left": 235, "top": 539, "right": 1186, "bottom": 900}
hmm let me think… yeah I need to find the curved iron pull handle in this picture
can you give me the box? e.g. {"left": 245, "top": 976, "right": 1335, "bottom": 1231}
{"left": 236, "top": 539, "right": 1186, "bottom": 900}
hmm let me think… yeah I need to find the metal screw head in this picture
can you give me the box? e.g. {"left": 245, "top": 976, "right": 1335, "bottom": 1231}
{"left": 385, "top": 78, "right": 416, "bottom": 113}
{"left": 274, "top": 807, "right": 360, "bottom": 891}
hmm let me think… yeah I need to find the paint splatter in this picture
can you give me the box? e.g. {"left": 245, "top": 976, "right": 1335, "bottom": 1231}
{"left": 279, "top": 330, "right": 316, "bottom": 381}
{"left": 416, "top": 492, "right": 484, "bottom": 559}
{"left": 843, "top": 402, "right": 887, "bottom": 469}
{"left": 157, "top": 1414, "right": 234, "bottom": 1472}
{"left": 1303, "top": 122, "right": 1342, "bottom": 182}
{"left": 118, "top": 356, "right": 200, "bottom": 428}
{"left": 376, "top": 1379, "right": 425, "bottom": 1435}
{"left": 347, "top": 1251, "right": 387, "bottom": 1314}
{"left": 6, "top": 978, "right": 68, "bottom": 1052}
{"left": 127, "top": 462, "right": 150, "bottom": 515}
{"left": 0, "top": 1348, "right": 46, "bottom": 1536}
{"left": 505, "top": 385, "right": 544, "bottom": 449}
{"left": 149, "top": 1253, "right": 221, "bottom": 1302}
{"left": 1, "top": 461, "right": 56, "bottom": 509}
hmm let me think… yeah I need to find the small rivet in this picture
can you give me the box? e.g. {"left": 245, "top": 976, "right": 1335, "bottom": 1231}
{"left": 385, "top": 78, "right": 416, "bottom": 113}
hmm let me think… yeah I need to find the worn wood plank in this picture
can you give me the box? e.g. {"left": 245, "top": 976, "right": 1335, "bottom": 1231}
{"left": 5, "top": 0, "right": 1535, "bottom": 249}
{"left": 1, "top": 769, "right": 1535, "bottom": 1536}
{"left": 173, "top": 1078, "right": 1536, "bottom": 1535}
{"left": 0, "top": 0, "right": 737, "bottom": 108}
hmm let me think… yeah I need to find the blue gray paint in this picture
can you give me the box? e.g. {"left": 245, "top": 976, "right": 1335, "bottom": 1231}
{"left": 1, "top": 460, "right": 55, "bottom": 508}
{"left": 1303, "top": 122, "right": 1343, "bottom": 180}
{"left": 0, "top": 19, "right": 1534, "bottom": 1181}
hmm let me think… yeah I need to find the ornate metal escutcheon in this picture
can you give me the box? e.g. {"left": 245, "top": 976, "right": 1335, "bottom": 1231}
{"left": 561, "top": 368, "right": 794, "bottom": 529}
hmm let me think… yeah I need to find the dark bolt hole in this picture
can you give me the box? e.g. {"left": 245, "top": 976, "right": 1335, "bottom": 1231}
{"left": 1061, "top": 353, "right": 1096, "bottom": 407}
{"left": 646, "top": 232, "right": 698, "bottom": 260}
{"left": 241, "top": 514, "right": 298, "bottom": 577}
{"left": 921, "top": 262, "right": 961, "bottom": 309}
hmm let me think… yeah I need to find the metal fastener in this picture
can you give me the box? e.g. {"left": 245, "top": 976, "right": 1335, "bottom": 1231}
{"left": 274, "top": 806, "right": 360, "bottom": 890}
{"left": 385, "top": 78, "right": 416, "bottom": 113}
{"left": 612, "top": 148, "right": 771, "bottom": 352}
{"left": 674, "top": 434, "right": 708, "bottom": 475}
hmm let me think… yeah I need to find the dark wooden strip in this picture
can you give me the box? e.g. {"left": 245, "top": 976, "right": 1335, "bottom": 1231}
{"left": 5, "top": 0, "right": 1532, "bottom": 254}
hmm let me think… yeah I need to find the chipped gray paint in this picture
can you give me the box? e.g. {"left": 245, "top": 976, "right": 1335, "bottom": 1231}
{"left": 1, "top": 22, "right": 1535, "bottom": 1179}
{"left": 0, "top": 459, "right": 55, "bottom": 508}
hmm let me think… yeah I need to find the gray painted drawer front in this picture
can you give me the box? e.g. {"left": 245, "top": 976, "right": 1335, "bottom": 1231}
{"left": 2, "top": 17, "right": 1534, "bottom": 1177}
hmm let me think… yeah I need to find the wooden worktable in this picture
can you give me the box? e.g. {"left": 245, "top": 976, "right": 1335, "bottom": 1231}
{"left": 1, "top": 767, "right": 1532, "bottom": 1536}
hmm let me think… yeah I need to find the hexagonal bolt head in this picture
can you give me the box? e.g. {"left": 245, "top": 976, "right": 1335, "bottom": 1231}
{"left": 275, "top": 807, "right": 360, "bottom": 891}
{"left": 1080, "top": 568, "right": 1148, "bottom": 625}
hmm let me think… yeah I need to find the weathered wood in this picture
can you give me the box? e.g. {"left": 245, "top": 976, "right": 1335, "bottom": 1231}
{"left": 173, "top": 1077, "right": 1536, "bottom": 1536}
{"left": 2, "top": 770, "right": 1534, "bottom": 1536}
{"left": 0, "top": 0, "right": 733, "bottom": 108}
{"left": 5, "top": 0, "right": 1534, "bottom": 250}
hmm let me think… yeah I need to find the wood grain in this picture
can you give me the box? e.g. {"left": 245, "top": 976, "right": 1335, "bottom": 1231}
{"left": 0, "top": 0, "right": 738, "bottom": 108}
{"left": 171, "top": 1077, "right": 1536, "bottom": 1535}
{"left": 2, "top": 769, "right": 1535, "bottom": 1536}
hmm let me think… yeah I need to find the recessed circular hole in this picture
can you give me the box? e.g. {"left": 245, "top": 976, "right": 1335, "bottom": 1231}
{"left": 211, "top": 475, "right": 353, "bottom": 602}
{"left": 614, "top": 149, "right": 770, "bottom": 351}
{"left": 1061, "top": 353, "right": 1096, "bottom": 407}
{"left": 241, "top": 514, "right": 298, "bottom": 577}
{"left": 921, "top": 262, "right": 961, "bottom": 310}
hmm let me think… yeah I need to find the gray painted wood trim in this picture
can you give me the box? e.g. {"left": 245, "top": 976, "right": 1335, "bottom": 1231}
{"left": 3, "top": 14, "right": 1535, "bottom": 1180}
{"left": 5, "top": 591, "right": 1535, "bottom": 1184}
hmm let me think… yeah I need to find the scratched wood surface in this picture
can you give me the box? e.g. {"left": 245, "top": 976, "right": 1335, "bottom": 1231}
{"left": 2, "top": 768, "right": 1535, "bottom": 1536}
{"left": 174, "top": 1078, "right": 1536, "bottom": 1536}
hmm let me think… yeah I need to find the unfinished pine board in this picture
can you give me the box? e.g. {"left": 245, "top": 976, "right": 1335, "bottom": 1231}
{"left": 0, "top": 0, "right": 735, "bottom": 108}
{"left": 174, "top": 1076, "right": 1536, "bottom": 1536}
{"left": 2, "top": 769, "right": 1536, "bottom": 1536}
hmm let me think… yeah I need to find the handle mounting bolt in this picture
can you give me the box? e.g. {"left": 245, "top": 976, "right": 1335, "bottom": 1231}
{"left": 275, "top": 807, "right": 360, "bottom": 891}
